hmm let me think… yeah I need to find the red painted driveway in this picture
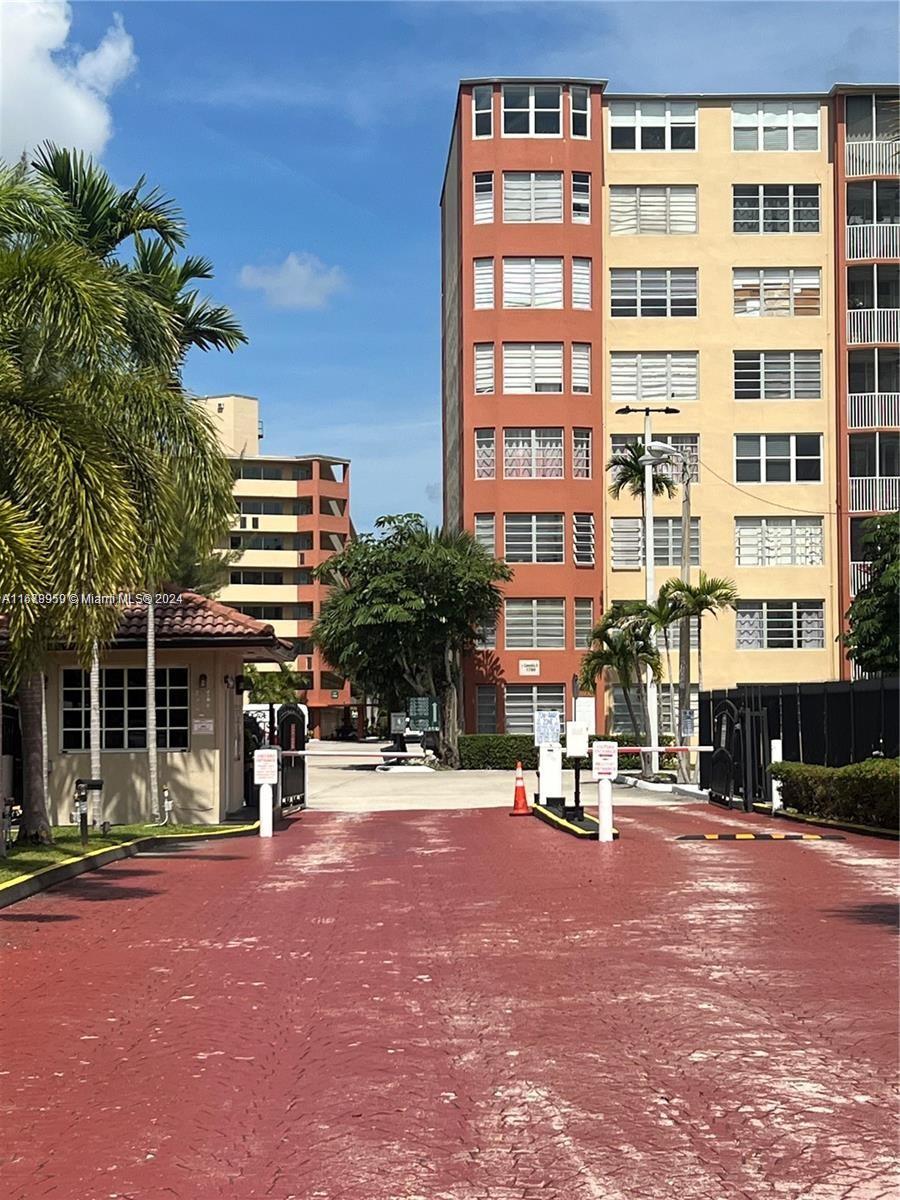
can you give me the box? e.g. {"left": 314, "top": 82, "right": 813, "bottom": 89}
{"left": 2, "top": 803, "right": 898, "bottom": 1200}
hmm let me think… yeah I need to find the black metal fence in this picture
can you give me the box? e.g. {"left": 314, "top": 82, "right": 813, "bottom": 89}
{"left": 700, "top": 677, "right": 899, "bottom": 792}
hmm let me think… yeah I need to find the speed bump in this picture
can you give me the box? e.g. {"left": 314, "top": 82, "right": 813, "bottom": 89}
{"left": 677, "top": 832, "right": 844, "bottom": 841}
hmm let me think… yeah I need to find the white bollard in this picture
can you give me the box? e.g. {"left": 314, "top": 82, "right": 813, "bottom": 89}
{"left": 770, "top": 738, "right": 784, "bottom": 814}
{"left": 259, "top": 783, "right": 274, "bottom": 838}
{"left": 597, "top": 778, "right": 615, "bottom": 843}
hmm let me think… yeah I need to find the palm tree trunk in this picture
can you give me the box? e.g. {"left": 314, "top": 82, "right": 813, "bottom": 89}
{"left": 438, "top": 645, "right": 460, "bottom": 768}
{"left": 634, "top": 653, "right": 653, "bottom": 779}
{"left": 146, "top": 598, "right": 159, "bottom": 819}
{"left": 694, "top": 619, "right": 703, "bottom": 785}
{"left": 662, "top": 627, "right": 676, "bottom": 749}
{"left": 90, "top": 643, "right": 102, "bottom": 826}
{"left": 17, "top": 672, "right": 52, "bottom": 844}
{"left": 620, "top": 683, "right": 642, "bottom": 745}
{"left": 41, "top": 676, "right": 50, "bottom": 824}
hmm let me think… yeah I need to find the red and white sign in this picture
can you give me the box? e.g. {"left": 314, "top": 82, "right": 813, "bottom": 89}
{"left": 254, "top": 747, "right": 279, "bottom": 786}
{"left": 591, "top": 740, "right": 618, "bottom": 781}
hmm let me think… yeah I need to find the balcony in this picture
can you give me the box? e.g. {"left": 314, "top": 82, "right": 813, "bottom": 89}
{"left": 847, "top": 392, "right": 900, "bottom": 429}
{"left": 846, "top": 223, "right": 900, "bottom": 260}
{"left": 849, "top": 561, "right": 872, "bottom": 597}
{"left": 845, "top": 140, "right": 900, "bottom": 177}
{"left": 848, "top": 475, "right": 900, "bottom": 512}
{"left": 847, "top": 308, "right": 900, "bottom": 345}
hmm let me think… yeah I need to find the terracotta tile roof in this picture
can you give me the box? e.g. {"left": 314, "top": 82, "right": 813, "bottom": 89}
{"left": 115, "top": 592, "right": 278, "bottom": 643}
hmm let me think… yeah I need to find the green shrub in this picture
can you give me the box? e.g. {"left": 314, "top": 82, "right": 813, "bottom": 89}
{"left": 458, "top": 732, "right": 672, "bottom": 771}
{"left": 768, "top": 758, "right": 899, "bottom": 830}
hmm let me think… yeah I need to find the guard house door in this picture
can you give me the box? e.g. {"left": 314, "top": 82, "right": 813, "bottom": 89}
{"left": 278, "top": 704, "right": 307, "bottom": 808}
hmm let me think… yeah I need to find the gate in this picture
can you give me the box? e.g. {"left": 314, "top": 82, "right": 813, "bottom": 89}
{"left": 277, "top": 704, "right": 307, "bottom": 808}
{"left": 706, "top": 694, "right": 771, "bottom": 812}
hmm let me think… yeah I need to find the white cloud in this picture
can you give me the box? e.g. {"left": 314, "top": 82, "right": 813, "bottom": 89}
{"left": 0, "top": 1, "right": 136, "bottom": 161}
{"left": 238, "top": 252, "right": 347, "bottom": 311}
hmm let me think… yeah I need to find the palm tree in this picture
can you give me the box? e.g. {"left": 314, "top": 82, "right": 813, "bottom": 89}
{"left": 606, "top": 441, "right": 677, "bottom": 516}
{"left": 639, "top": 592, "right": 683, "bottom": 744}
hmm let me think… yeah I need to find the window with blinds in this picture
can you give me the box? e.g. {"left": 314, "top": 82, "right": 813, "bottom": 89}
{"left": 571, "top": 343, "right": 591, "bottom": 393}
{"left": 505, "top": 684, "right": 566, "bottom": 736}
{"left": 474, "top": 429, "right": 495, "bottom": 479}
{"left": 735, "top": 434, "right": 822, "bottom": 482}
{"left": 571, "top": 258, "right": 592, "bottom": 308}
{"left": 504, "top": 513, "right": 565, "bottom": 563}
{"left": 502, "top": 171, "right": 563, "bottom": 222}
{"left": 572, "top": 172, "right": 591, "bottom": 223}
{"left": 504, "top": 599, "right": 566, "bottom": 649}
{"left": 474, "top": 258, "right": 494, "bottom": 308}
{"left": 609, "top": 186, "right": 698, "bottom": 234}
{"left": 474, "top": 343, "right": 495, "bottom": 394}
{"left": 734, "top": 517, "right": 824, "bottom": 566}
{"left": 503, "top": 428, "right": 564, "bottom": 478}
{"left": 611, "top": 268, "right": 698, "bottom": 316}
{"left": 736, "top": 601, "right": 825, "bottom": 649}
{"left": 573, "top": 429, "right": 592, "bottom": 479}
{"left": 733, "top": 185, "right": 820, "bottom": 233}
{"left": 476, "top": 685, "right": 498, "bottom": 733}
{"left": 732, "top": 268, "right": 820, "bottom": 316}
{"left": 474, "top": 172, "right": 494, "bottom": 223}
{"left": 502, "top": 343, "right": 564, "bottom": 393}
{"left": 573, "top": 513, "right": 595, "bottom": 565}
{"left": 574, "top": 599, "right": 594, "bottom": 649}
{"left": 502, "top": 258, "right": 563, "bottom": 308}
{"left": 610, "top": 518, "right": 700, "bottom": 568}
{"left": 476, "top": 616, "right": 497, "bottom": 648}
{"left": 609, "top": 100, "right": 697, "bottom": 151}
{"left": 474, "top": 513, "right": 495, "bottom": 555}
{"left": 734, "top": 351, "right": 821, "bottom": 400}
{"left": 610, "top": 351, "right": 699, "bottom": 404}
{"left": 731, "top": 101, "right": 819, "bottom": 151}
{"left": 610, "top": 434, "right": 700, "bottom": 482}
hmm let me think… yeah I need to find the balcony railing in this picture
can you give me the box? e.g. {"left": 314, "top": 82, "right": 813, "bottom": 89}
{"left": 849, "top": 561, "right": 873, "bottom": 597}
{"left": 846, "top": 222, "right": 900, "bottom": 260}
{"left": 848, "top": 475, "right": 900, "bottom": 512}
{"left": 847, "top": 308, "right": 900, "bottom": 345}
{"left": 848, "top": 392, "right": 900, "bottom": 429}
{"left": 845, "top": 140, "right": 900, "bottom": 177}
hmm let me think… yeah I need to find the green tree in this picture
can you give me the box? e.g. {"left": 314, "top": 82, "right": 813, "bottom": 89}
{"left": 313, "top": 514, "right": 511, "bottom": 767}
{"left": 844, "top": 512, "right": 899, "bottom": 675}
{"left": 606, "top": 441, "right": 676, "bottom": 515}
{"left": 244, "top": 664, "right": 309, "bottom": 705}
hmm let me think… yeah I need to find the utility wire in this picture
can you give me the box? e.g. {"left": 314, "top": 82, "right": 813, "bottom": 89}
{"left": 698, "top": 458, "right": 840, "bottom": 517}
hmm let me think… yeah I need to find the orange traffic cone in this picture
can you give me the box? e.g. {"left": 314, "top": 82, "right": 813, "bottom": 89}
{"left": 510, "top": 761, "right": 530, "bottom": 816}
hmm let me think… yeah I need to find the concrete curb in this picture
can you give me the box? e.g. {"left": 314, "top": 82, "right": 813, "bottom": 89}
{"left": 750, "top": 803, "right": 899, "bottom": 841}
{"left": 0, "top": 823, "right": 260, "bottom": 910}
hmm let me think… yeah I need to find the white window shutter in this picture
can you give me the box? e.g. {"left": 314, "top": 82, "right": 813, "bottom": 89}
{"left": 474, "top": 258, "right": 494, "bottom": 309}
{"left": 572, "top": 513, "right": 595, "bottom": 565}
{"left": 474, "top": 343, "right": 494, "bottom": 394}
{"left": 571, "top": 343, "right": 591, "bottom": 393}
{"left": 503, "top": 344, "right": 531, "bottom": 393}
{"left": 611, "top": 518, "right": 643, "bottom": 569}
{"left": 668, "top": 186, "right": 698, "bottom": 233}
{"left": 669, "top": 352, "right": 699, "bottom": 402}
{"left": 533, "top": 258, "right": 563, "bottom": 308}
{"left": 639, "top": 354, "right": 667, "bottom": 402}
{"left": 502, "top": 259, "right": 532, "bottom": 308}
{"left": 609, "top": 187, "right": 638, "bottom": 234}
{"left": 503, "top": 173, "right": 531, "bottom": 222}
{"left": 610, "top": 354, "right": 638, "bottom": 403}
{"left": 572, "top": 258, "right": 592, "bottom": 309}
{"left": 474, "top": 513, "right": 496, "bottom": 555}
{"left": 473, "top": 173, "right": 493, "bottom": 224}
{"left": 639, "top": 187, "right": 668, "bottom": 233}
{"left": 533, "top": 172, "right": 563, "bottom": 221}
{"left": 533, "top": 343, "right": 564, "bottom": 392}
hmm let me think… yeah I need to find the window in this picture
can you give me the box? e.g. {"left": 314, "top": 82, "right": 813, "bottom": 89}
{"left": 473, "top": 172, "right": 494, "bottom": 223}
{"left": 502, "top": 343, "right": 564, "bottom": 393}
{"left": 503, "top": 171, "right": 563, "bottom": 222}
{"left": 476, "top": 686, "right": 497, "bottom": 733}
{"left": 474, "top": 343, "right": 495, "bottom": 394}
{"left": 475, "top": 429, "right": 495, "bottom": 479}
{"left": 505, "top": 684, "right": 566, "bottom": 736}
{"left": 733, "top": 185, "right": 820, "bottom": 233}
{"left": 505, "top": 599, "right": 566, "bottom": 649}
{"left": 848, "top": 348, "right": 899, "bottom": 394}
{"left": 849, "top": 432, "right": 900, "bottom": 479}
{"left": 503, "top": 428, "right": 564, "bottom": 479}
{"left": 611, "top": 433, "right": 700, "bottom": 482}
{"left": 610, "top": 351, "right": 699, "bottom": 404}
{"left": 230, "top": 533, "right": 312, "bottom": 552}
{"left": 473, "top": 85, "right": 493, "bottom": 138}
{"left": 230, "top": 570, "right": 287, "bottom": 586}
{"left": 848, "top": 264, "right": 900, "bottom": 310}
{"left": 609, "top": 185, "right": 698, "bottom": 234}
{"left": 574, "top": 599, "right": 594, "bottom": 649}
{"left": 571, "top": 86, "right": 589, "bottom": 137}
{"left": 232, "top": 464, "right": 285, "bottom": 481}
{"left": 610, "top": 518, "right": 700, "bottom": 568}
{"left": 573, "top": 428, "right": 592, "bottom": 479}
{"left": 734, "top": 517, "right": 824, "bottom": 566}
{"left": 572, "top": 513, "right": 595, "bottom": 565}
{"left": 610, "top": 268, "right": 698, "bottom": 317}
{"left": 731, "top": 100, "right": 819, "bottom": 151}
{"left": 502, "top": 258, "right": 563, "bottom": 308}
{"left": 571, "top": 343, "right": 591, "bottom": 393}
{"left": 847, "top": 180, "right": 900, "bottom": 226}
{"left": 474, "top": 513, "right": 495, "bottom": 555}
{"left": 503, "top": 84, "right": 561, "bottom": 136}
{"left": 736, "top": 601, "right": 825, "bottom": 649}
{"left": 658, "top": 687, "right": 700, "bottom": 738}
{"left": 734, "top": 351, "right": 822, "bottom": 400}
{"left": 61, "top": 666, "right": 189, "bottom": 752}
{"left": 846, "top": 93, "right": 900, "bottom": 142}
{"left": 476, "top": 616, "right": 497, "bottom": 649}
{"left": 572, "top": 258, "right": 592, "bottom": 308}
{"left": 504, "top": 513, "right": 564, "bottom": 563}
{"left": 474, "top": 258, "right": 494, "bottom": 308}
{"left": 609, "top": 100, "right": 697, "bottom": 150}
{"left": 732, "top": 268, "right": 820, "bottom": 316}
{"left": 572, "top": 172, "right": 591, "bottom": 222}
{"left": 735, "top": 434, "right": 822, "bottom": 482}
{"left": 232, "top": 603, "right": 312, "bottom": 621}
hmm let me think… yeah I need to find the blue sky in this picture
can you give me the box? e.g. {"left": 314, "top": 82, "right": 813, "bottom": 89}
{"left": 3, "top": 0, "right": 898, "bottom": 529}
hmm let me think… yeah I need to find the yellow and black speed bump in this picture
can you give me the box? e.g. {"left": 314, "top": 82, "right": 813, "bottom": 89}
{"left": 677, "top": 832, "right": 844, "bottom": 841}
{"left": 532, "top": 802, "right": 619, "bottom": 840}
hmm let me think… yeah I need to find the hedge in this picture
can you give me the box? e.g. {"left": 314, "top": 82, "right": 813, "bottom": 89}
{"left": 459, "top": 732, "right": 673, "bottom": 772}
{"left": 768, "top": 758, "right": 899, "bottom": 831}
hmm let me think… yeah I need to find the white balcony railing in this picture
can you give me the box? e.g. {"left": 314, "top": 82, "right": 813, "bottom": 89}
{"left": 848, "top": 475, "right": 900, "bottom": 512}
{"left": 847, "top": 308, "right": 900, "bottom": 345}
{"left": 845, "top": 140, "right": 900, "bottom": 177}
{"left": 849, "top": 561, "right": 873, "bottom": 597}
{"left": 848, "top": 392, "right": 900, "bottom": 429}
{"left": 846, "top": 223, "right": 900, "bottom": 260}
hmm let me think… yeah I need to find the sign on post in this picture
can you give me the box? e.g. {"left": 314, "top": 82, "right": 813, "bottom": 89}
{"left": 534, "top": 710, "right": 561, "bottom": 748}
{"left": 390, "top": 712, "right": 407, "bottom": 735}
{"left": 408, "top": 697, "right": 438, "bottom": 732}
{"left": 591, "top": 740, "right": 618, "bottom": 781}
{"left": 574, "top": 696, "right": 596, "bottom": 737}
{"left": 565, "top": 721, "right": 589, "bottom": 760}
{"left": 680, "top": 709, "right": 695, "bottom": 738}
{"left": 253, "top": 747, "right": 279, "bottom": 786}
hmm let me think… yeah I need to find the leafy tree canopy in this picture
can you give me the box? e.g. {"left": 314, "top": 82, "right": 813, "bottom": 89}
{"left": 844, "top": 512, "right": 899, "bottom": 675}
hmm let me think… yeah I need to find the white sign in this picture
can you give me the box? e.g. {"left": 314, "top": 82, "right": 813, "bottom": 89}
{"left": 574, "top": 697, "right": 596, "bottom": 737}
{"left": 680, "top": 709, "right": 695, "bottom": 737}
{"left": 591, "top": 740, "right": 619, "bottom": 781}
{"left": 192, "top": 717, "right": 214, "bottom": 735}
{"left": 518, "top": 659, "right": 541, "bottom": 677}
{"left": 253, "top": 747, "right": 279, "bottom": 786}
{"left": 534, "top": 710, "right": 561, "bottom": 748}
{"left": 538, "top": 743, "right": 563, "bottom": 804}
{"left": 565, "top": 721, "right": 589, "bottom": 759}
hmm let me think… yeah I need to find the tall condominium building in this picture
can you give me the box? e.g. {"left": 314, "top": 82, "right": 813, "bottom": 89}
{"left": 441, "top": 79, "right": 898, "bottom": 736}
{"left": 201, "top": 394, "right": 353, "bottom": 737}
